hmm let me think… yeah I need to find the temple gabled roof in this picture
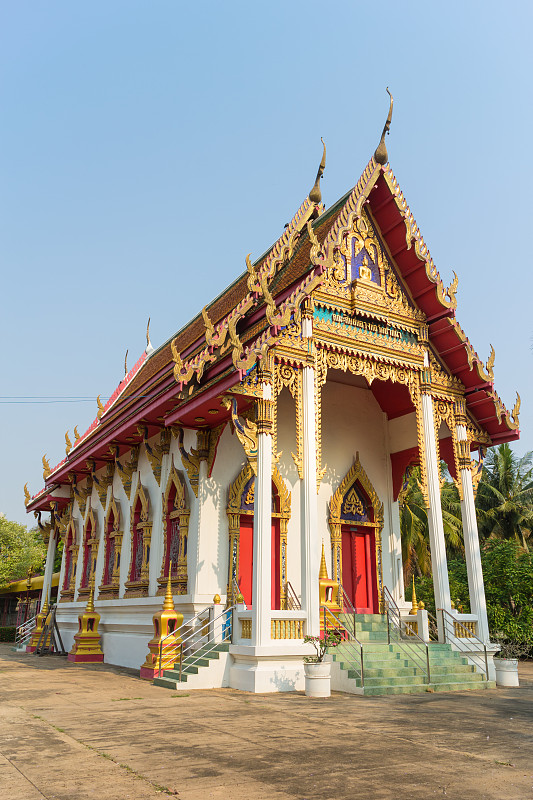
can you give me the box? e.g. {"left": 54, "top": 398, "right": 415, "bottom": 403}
{"left": 27, "top": 144, "right": 520, "bottom": 511}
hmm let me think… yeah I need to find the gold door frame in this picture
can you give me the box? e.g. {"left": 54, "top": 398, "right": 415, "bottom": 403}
{"left": 328, "top": 452, "right": 384, "bottom": 612}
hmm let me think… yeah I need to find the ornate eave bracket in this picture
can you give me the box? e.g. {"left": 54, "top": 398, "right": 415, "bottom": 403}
{"left": 222, "top": 395, "right": 258, "bottom": 475}
{"left": 110, "top": 445, "right": 139, "bottom": 500}
{"left": 138, "top": 426, "right": 171, "bottom": 486}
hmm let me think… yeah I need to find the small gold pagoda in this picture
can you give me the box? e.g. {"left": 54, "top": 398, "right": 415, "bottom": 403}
{"left": 140, "top": 568, "right": 183, "bottom": 680}
{"left": 68, "top": 583, "right": 104, "bottom": 663}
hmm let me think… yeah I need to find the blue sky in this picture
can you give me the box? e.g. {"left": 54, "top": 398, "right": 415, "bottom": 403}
{"left": 1, "top": 2, "right": 532, "bottom": 526}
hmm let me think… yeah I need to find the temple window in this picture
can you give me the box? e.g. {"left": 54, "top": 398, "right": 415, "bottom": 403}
{"left": 60, "top": 519, "right": 79, "bottom": 602}
{"left": 158, "top": 462, "right": 190, "bottom": 596}
{"left": 98, "top": 496, "right": 123, "bottom": 600}
{"left": 124, "top": 482, "right": 152, "bottom": 598}
{"left": 78, "top": 506, "right": 98, "bottom": 597}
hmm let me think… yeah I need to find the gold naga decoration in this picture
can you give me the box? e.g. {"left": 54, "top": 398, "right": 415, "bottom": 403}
{"left": 110, "top": 444, "right": 139, "bottom": 500}
{"left": 173, "top": 426, "right": 202, "bottom": 497}
{"left": 309, "top": 137, "right": 326, "bottom": 205}
{"left": 65, "top": 430, "right": 72, "bottom": 455}
{"left": 222, "top": 395, "right": 258, "bottom": 474}
{"left": 374, "top": 87, "right": 393, "bottom": 165}
{"left": 96, "top": 394, "right": 105, "bottom": 420}
{"left": 202, "top": 306, "right": 215, "bottom": 347}
{"left": 486, "top": 345, "right": 496, "bottom": 380}
{"left": 138, "top": 426, "right": 171, "bottom": 487}
{"left": 74, "top": 425, "right": 80, "bottom": 443}
{"left": 512, "top": 392, "right": 521, "bottom": 426}
{"left": 246, "top": 253, "right": 260, "bottom": 294}
{"left": 146, "top": 317, "right": 154, "bottom": 353}
{"left": 24, "top": 483, "right": 31, "bottom": 506}
{"left": 42, "top": 454, "right": 51, "bottom": 479}
{"left": 124, "top": 349, "right": 129, "bottom": 377}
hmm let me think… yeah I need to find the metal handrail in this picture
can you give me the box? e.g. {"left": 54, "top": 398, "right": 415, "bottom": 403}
{"left": 15, "top": 615, "right": 37, "bottom": 646}
{"left": 433, "top": 608, "right": 489, "bottom": 680}
{"left": 321, "top": 606, "right": 364, "bottom": 687}
{"left": 337, "top": 582, "right": 357, "bottom": 635}
{"left": 284, "top": 581, "right": 301, "bottom": 610}
{"left": 158, "top": 605, "right": 235, "bottom": 677}
{"left": 383, "top": 587, "right": 431, "bottom": 684}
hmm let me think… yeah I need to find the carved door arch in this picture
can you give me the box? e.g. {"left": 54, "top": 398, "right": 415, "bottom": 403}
{"left": 227, "top": 462, "right": 291, "bottom": 609}
{"left": 329, "top": 453, "right": 384, "bottom": 613}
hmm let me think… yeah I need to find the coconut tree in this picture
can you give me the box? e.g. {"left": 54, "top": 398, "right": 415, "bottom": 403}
{"left": 399, "top": 465, "right": 463, "bottom": 584}
{"left": 476, "top": 444, "right": 533, "bottom": 549}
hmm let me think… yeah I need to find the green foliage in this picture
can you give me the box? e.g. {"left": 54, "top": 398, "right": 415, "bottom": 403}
{"left": 400, "top": 465, "right": 463, "bottom": 583}
{"left": 481, "top": 540, "right": 533, "bottom": 645}
{"left": 0, "top": 516, "right": 46, "bottom": 587}
{"left": 0, "top": 626, "right": 16, "bottom": 642}
{"left": 476, "top": 444, "right": 533, "bottom": 548}
{"left": 412, "top": 540, "right": 533, "bottom": 653}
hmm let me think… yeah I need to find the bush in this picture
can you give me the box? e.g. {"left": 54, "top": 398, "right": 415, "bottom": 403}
{"left": 410, "top": 540, "right": 533, "bottom": 657}
{"left": 0, "top": 626, "right": 16, "bottom": 642}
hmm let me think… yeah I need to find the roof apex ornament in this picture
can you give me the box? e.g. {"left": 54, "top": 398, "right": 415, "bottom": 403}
{"left": 74, "top": 425, "right": 80, "bottom": 443}
{"left": 24, "top": 483, "right": 31, "bottom": 506}
{"left": 146, "top": 317, "right": 154, "bottom": 356}
{"left": 42, "top": 454, "right": 51, "bottom": 479}
{"left": 512, "top": 392, "right": 521, "bottom": 426}
{"left": 486, "top": 345, "right": 495, "bottom": 379}
{"left": 309, "top": 138, "right": 326, "bottom": 204}
{"left": 374, "top": 87, "right": 393, "bottom": 166}
{"left": 124, "top": 349, "right": 129, "bottom": 377}
{"left": 65, "top": 430, "right": 72, "bottom": 455}
{"left": 96, "top": 394, "right": 104, "bottom": 420}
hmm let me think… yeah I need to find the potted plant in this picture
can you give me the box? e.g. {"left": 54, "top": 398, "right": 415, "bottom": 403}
{"left": 493, "top": 638, "right": 529, "bottom": 687}
{"left": 303, "top": 629, "right": 342, "bottom": 698}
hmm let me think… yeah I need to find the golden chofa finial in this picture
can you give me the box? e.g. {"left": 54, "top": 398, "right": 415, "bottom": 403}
{"left": 309, "top": 138, "right": 326, "bottom": 204}
{"left": 124, "top": 349, "right": 129, "bottom": 377}
{"left": 74, "top": 425, "right": 80, "bottom": 442}
{"left": 96, "top": 394, "right": 104, "bottom": 420}
{"left": 42, "top": 454, "right": 51, "bottom": 479}
{"left": 374, "top": 87, "right": 394, "bottom": 166}
{"left": 24, "top": 483, "right": 31, "bottom": 506}
{"left": 163, "top": 563, "right": 175, "bottom": 611}
{"left": 146, "top": 317, "right": 154, "bottom": 355}
{"left": 65, "top": 430, "right": 72, "bottom": 455}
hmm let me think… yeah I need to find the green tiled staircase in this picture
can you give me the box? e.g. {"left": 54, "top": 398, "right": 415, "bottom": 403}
{"left": 153, "top": 643, "right": 230, "bottom": 689}
{"left": 329, "top": 614, "right": 495, "bottom": 695}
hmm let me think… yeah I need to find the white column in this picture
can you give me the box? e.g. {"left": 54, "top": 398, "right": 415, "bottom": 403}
{"left": 456, "top": 421, "right": 490, "bottom": 643}
{"left": 192, "top": 458, "right": 209, "bottom": 599}
{"left": 251, "top": 380, "right": 272, "bottom": 647}
{"left": 421, "top": 390, "right": 451, "bottom": 613}
{"left": 41, "top": 527, "right": 57, "bottom": 610}
{"left": 301, "top": 312, "right": 320, "bottom": 637}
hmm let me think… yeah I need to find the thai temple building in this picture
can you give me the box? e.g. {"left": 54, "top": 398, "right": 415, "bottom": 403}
{"left": 25, "top": 96, "right": 520, "bottom": 693}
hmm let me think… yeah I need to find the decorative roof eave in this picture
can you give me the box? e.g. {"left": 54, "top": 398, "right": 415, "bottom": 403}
{"left": 359, "top": 163, "right": 520, "bottom": 443}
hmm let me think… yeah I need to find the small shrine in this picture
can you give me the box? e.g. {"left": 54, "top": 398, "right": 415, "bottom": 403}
{"left": 140, "top": 568, "right": 183, "bottom": 680}
{"left": 68, "top": 584, "right": 104, "bottom": 663}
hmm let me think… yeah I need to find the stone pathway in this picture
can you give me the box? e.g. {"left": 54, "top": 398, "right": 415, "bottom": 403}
{"left": 0, "top": 644, "right": 532, "bottom": 799}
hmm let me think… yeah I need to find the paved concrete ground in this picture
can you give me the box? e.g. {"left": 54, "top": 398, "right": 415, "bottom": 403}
{"left": 0, "top": 644, "right": 532, "bottom": 800}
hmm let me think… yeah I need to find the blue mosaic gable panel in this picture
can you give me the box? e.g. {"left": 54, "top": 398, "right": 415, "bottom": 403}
{"left": 339, "top": 485, "right": 369, "bottom": 523}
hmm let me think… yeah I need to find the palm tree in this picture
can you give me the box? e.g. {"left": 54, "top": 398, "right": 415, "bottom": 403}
{"left": 476, "top": 444, "right": 533, "bottom": 550}
{"left": 399, "top": 465, "right": 463, "bottom": 584}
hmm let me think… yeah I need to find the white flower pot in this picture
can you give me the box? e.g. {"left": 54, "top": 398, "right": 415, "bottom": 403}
{"left": 304, "top": 661, "right": 331, "bottom": 698}
{"left": 494, "top": 657, "right": 519, "bottom": 687}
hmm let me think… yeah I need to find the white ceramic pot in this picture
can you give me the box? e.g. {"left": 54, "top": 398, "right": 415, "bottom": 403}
{"left": 304, "top": 661, "right": 331, "bottom": 698}
{"left": 493, "top": 657, "right": 519, "bottom": 687}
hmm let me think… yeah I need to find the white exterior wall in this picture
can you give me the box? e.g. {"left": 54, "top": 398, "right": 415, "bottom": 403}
{"left": 320, "top": 381, "right": 395, "bottom": 593}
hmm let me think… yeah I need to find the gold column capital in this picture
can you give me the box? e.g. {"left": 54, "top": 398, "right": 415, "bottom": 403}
{"left": 256, "top": 398, "right": 274, "bottom": 435}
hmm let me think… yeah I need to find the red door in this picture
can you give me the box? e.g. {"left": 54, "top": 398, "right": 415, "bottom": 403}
{"left": 341, "top": 525, "right": 377, "bottom": 613}
{"left": 238, "top": 517, "right": 254, "bottom": 607}
{"left": 238, "top": 515, "right": 281, "bottom": 610}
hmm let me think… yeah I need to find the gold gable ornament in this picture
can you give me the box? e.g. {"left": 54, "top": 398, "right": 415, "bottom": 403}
{"left": 68, "top": 583, "right": 104, "bottom": 663}
{"left": 140, "top": 566, "right": 183, "bottom": 680}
